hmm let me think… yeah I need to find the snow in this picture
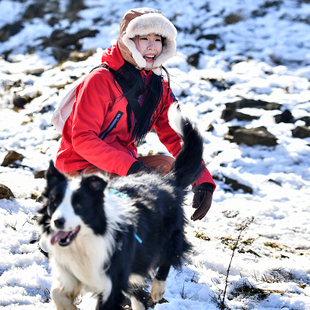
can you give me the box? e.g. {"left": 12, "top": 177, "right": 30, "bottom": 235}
{"left": 0, "top": 0, "right": 310, "bottom": 309}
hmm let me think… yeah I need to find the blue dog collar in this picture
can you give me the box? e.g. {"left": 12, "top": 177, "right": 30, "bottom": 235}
{"left": 134, "top": 232, "right": 143, "bottom": 244}
{"left": 109, "top": 189, "right": 129, "bottom": 199}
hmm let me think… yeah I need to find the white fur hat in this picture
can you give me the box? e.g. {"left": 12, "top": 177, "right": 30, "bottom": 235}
{"left": 118, "top": 8, "right": 177, "bottom": 75}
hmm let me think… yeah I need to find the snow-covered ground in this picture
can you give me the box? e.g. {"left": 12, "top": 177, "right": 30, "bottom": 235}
{"left": 0, "top": 0, "right": 310, "bottom": 309}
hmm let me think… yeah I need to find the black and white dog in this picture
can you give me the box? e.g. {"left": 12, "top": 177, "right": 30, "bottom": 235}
{"left": 38, "top": 103, "right": 204, "bottom": 310}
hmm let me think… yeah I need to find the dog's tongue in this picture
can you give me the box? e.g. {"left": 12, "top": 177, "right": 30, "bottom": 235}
{"left": 50, "top": 231, "right": 71, "bottom": 245}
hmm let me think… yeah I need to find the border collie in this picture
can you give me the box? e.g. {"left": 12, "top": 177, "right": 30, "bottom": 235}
{"left": 38, "top": 103, "right": 204, "bottom": 310}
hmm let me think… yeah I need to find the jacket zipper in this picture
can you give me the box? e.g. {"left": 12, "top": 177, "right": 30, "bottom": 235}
{"left": 99, "top": 111, "right": 124, "bottom": 140}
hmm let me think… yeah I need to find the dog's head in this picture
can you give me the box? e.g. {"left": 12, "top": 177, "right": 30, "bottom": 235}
{"left": 38, "top": 161, "right": 109, "bottom": 247}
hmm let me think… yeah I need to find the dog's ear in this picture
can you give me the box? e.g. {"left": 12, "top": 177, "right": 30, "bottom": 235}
{"left": 45, "top": 160, "right": 66, "bottom": 187}
{"left": 86, "top": 175, "right": 108, "bottom": 192}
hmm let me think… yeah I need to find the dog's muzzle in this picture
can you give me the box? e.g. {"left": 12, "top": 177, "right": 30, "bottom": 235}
{"left": 50, "top": 226, "right": 80, "bottom": 247}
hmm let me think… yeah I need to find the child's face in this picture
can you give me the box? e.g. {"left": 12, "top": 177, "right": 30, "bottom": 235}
{"left": 132, "top": 33, "right": 163, "bottom": 68}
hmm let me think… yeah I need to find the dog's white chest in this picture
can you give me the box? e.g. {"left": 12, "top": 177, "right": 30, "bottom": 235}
{"left": 50, "top": 229, "right": 114, "bottom": 299}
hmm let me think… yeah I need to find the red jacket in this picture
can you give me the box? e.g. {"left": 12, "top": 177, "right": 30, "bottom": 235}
{"left": 55, "top": 43, "right": 215, "bottom": 188}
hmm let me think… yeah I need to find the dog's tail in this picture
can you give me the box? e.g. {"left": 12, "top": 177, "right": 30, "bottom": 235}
{"left": 168, "top": 103, "right": 204, "bottom": 189}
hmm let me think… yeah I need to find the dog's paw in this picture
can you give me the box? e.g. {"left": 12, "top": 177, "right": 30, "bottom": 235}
{"left": 53, "top": 300, "right": 78, "bottom": 310}
{"left": 151, "top": 278, "right": 167, "bottom": 302}
{"left": 51, "top": 287, "right": 79, "bottom": 310}
{"left": 130, "top": 296, "right": 145, "bottom": 310}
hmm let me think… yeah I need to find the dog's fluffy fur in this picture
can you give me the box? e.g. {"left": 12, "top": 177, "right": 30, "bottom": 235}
{"left": 38, "top": 103, "right": 204, "bottom": 310}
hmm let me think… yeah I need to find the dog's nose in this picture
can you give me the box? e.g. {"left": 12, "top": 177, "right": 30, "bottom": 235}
{"left": 54, "top": 217, "right": 65, "bottom": 229}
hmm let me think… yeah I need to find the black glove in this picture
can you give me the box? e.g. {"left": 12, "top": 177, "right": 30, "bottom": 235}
{"left": 127, "top": 161, "right": 152, "bottom": 175}
{"left": 191, "top": 183, "right": 214, "bottom": 221}
{"left": 136, "top": 164, "right": 152, "bottom": 174}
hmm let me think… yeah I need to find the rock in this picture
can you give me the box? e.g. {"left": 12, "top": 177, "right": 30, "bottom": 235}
{"left": 225, "top": 99, "right": 281, "bottom": 110}
{"left": 209, "top": 78, "right": 229, "bottom": 90}
{"left": 2, "top": 49, "right": 13, "bottom": 61}
{"left": 225, "top": 13, "right": 243, "bottom": 25}
{"left": 221, "top": 107, "right": 260, "bottom": 122}
{"left": 25, "top": 68, "right": 45, "bottom": 76}
{"left": 1, "top": 151, "right": 25, "bottom": 167}
{"left": 227, "top": 126, "right": 278, "bottom": 146}
{"left": 274, "top": 109, "right": 294, "bottom": 123}
{"left": 207, "top": 43, "right": 216, "bottom": 51}
{"left": 228, "top": 126, "right": 242, "bottom": 135}
{"left": 0, "top": 22, "right": 24, "bottom": 42}
{"left": 292, "top": 126, "right": 310, "bottom": 138}
{"left": 47, "top": 16, "right": 60, "bottom": 27}
{"left": 39, "top": 105, "right": 53, "bottom": 114}
{"left": 187, "top": 51, "right": 202, "bottom": 67}
{"left": 12, "top": 96, "right": 27, "bottom": 109}
{"left": 12, "top": 92, "right": 41, "bottom": 109}
{"left": 68, "top": 49, "right": 95, "bottom": 62}
{"left": 52, "top": 47, "right": 71, "bottom": 63}
{"left": 34, "top": 170, "right": 46, "bottom": 179}
{"left": 0, "top": 184, "right": 15, "bottom": 199}
{"left": 297, "top": 116, "right": 310, "bottom": 126}
{"left": 42, "top": 28, "right": 99, "bottom": 62}
{"left": 206, "top": 124, "right": 214, "bottom": 132}
{"left": 65, "top": 0, "right": 88, "bottom": 23}
{"left": 268, "top": 179, "right": 282, "bottom": 186}
{"left": 22, "top": 1, "right": 48, "bottom": 20}
{"left": 48, "top": 28, "right": 99, "bottom": 49}
{"left": 197, "top": 34, "right": 220, "bottom": 41}
{"left": 213, "top": 175, "right": 253, "bottom": 194}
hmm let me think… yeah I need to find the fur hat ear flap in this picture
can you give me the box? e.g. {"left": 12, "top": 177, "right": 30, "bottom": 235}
{"left": 118, "top": 9, "right": 177, "bottom": 75}
{"left": 122, "top": 37, "right": 147, "bottom": 69}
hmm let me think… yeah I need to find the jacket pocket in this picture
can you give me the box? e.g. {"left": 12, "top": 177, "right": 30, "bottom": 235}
{"left": 99, "top": 111, "right": 124, "bottom": 140}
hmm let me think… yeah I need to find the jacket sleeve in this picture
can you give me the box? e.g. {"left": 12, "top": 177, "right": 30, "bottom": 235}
{"left": 69, "top": 70, "right": 136, "bottom": 176}
{"left": 153, "top": 87, "right": 216, "bottom": 190}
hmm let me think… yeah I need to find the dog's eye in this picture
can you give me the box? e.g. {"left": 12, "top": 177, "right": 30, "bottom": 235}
{"left": 75, "top": 203, "right": 83, "bottom": 209}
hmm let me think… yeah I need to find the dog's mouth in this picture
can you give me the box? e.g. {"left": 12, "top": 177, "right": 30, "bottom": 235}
{"left": 50, "top": 226, "right": 80, "bottom": 247}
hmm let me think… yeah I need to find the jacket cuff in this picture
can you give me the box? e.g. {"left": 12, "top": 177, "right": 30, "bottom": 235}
{"left": 127, "top": 161, "right": 143, "bottom": 175}
{"left": 193, "top": 182, "right": 214, "bottom": 194}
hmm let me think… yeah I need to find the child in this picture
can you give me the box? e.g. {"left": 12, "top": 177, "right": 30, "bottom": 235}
{"left": 55, "top": 8, "right": 215, "bottom": 221}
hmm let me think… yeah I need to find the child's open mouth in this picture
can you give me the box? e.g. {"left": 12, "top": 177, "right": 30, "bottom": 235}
{"left": 144, "top": 55, "right": 155, "bottom": 62}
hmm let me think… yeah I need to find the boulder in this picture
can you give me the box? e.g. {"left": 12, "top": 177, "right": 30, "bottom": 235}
{"left": 187, "top": 51, "right": 203, "bottom": 67}
{"left": 22, "top": 0, "right": 48, "bottom": 20}
{"left": 34, "top": 170, "right": 46, "bottom": 179}
{"left": 1, "top": 151, "right": 25, "bottom": 167}
{"left": 48, "top": 28, "right": 98, "bottom": 49}
{"left": 12, "top": 93, "right": 41, "bottom": 109}
{"left": 225, "top": 99, "right": 281, "bottom": 110}
{"left": 0, "top": 184, "right": 15, "bottom": 199}
{"left": 213, "top": 175, "right": 253, "bottom": 194}
{"left": 209, "top": 78, "right": 229, "bottom": 90}
{"left": 0, "top": 22, "right": 24, "bottom": 42}
{"left": 274, "top": 109, "right": 294, "bottom": 123}
{"left": 292, "top": 126, "right": 310, "bottom": 138}
{"left": 297, "top": 116, "right": 310, "bottom": 126}
{"left": 12, "top": 96, "right": 27, "bottom": 109}
{"left": 197, "top": 34, "right": 220, "bottom": 41}
{"left": 43, "top": 28, "right": 99, "bottom": 62}
{"left": 227, "top": 126, "right": 278, "bottom": 146}
{"left": 221, "top": 107, "right": 259, "bottom": 122}
{"left": 65, "top": 0, "right": 88, "bottom": 23}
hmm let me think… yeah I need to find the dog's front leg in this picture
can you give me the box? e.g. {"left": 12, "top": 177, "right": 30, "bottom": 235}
{"left": 130, "top": 296, "right": 145, "bottom": 310}
{"left": 151, "top": 265, "right": 170, "bottom": 302}
{"left": 51, "top": 280, "right": 78, "bottom": 310}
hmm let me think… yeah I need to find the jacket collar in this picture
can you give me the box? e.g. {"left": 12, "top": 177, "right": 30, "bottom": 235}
{"left": 101, "top": 41, "right": 125, "bottom": 71}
